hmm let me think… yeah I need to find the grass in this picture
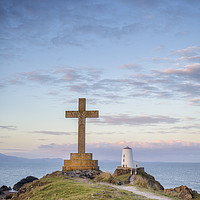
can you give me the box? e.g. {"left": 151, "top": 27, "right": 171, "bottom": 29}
{"left": 134, "top": 171, "right": 164, "bottom": 191}
{"left": 94, "top": 172, "right": 121, "bottom": 185}
{"left": 11, "top": 171, "right": 200, "bottom": 200}
{"left": 11, "top": 172, "right": 150, "bottom": 200}
{"left": 113, "top": 174, "right": 131, "bottom": 184}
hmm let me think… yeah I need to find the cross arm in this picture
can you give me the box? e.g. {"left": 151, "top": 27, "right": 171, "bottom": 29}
{"left": 65, "top": 111, "right": 79, "bottom": 118}
{"left": 85, "top": 110, "right": 99, "bottom": 118}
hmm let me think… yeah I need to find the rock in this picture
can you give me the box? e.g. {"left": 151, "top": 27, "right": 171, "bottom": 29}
{"left": 113, "top": 167, "right": 144, "bottom": 177}
{"left": 164, "top": 185, "right": 194, "bottom": 200}
{"left": 62, "top": 170, "right": 101, "bottom": 179}
{"left": 13, "top": 176, "right": 38, "bottom": 191}
{"left": 0, "top": 190, "right": 4, "bottom": 195}
{"left": 4, "top": 193, "right": 13, "bottom": 199}
{"left": 113, "top": 168, "right": 132, "bottom": 177}
{"left": 0, "top": 185, "right": 11, "bottom": 191}
{"left": 133, "top": 171, "right": 164, "bottom": 191}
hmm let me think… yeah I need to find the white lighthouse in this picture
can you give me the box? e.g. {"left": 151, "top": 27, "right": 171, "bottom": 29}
{"left": 121, "top": 146, "right": 139, "bottom": 168}
{"left": 113, "top": 146, "right": 144, "bottom": 176}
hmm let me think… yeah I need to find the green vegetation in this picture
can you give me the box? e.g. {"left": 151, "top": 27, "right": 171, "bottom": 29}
{"left": 11, "top": 171, "right": 200, "bottom": 200}
{"left": 94, "top": 172, "right": 131, "bottom": 185}
{"left": 11, "top": 171, "right": 149, "bottom": 200}
{"left": 192, "top": 192, "right": 200, "bottom": 200}
{"left": 93, "top": 172, "right": 120, "bottom": 185}
{"left": 113, "top": 173, "right": 131, "bottom": 184}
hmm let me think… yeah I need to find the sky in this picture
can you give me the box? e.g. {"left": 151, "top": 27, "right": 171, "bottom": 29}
{"left": 0, "top": 0, "right": 200, "bottom": 162}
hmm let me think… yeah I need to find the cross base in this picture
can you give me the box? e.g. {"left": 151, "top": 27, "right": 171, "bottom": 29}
{"left": 62, "top": 153, "right": 99, "bottom": 171}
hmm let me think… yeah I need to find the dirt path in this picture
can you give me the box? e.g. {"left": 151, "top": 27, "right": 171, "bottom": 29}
{"left": 130, "top": 174, "right": 134, "bottom": 184}
{"left": 100, "top": 183, "right": 172, "bottom": 200}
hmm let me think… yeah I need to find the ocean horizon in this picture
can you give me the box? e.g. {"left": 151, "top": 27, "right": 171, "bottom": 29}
{"left": 0, "top": 159, "right": 199, "bottom": 193}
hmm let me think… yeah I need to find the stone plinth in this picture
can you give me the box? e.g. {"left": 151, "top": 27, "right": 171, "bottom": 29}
{"left": 62, "top": 153, "right": 99, "bottom": 171}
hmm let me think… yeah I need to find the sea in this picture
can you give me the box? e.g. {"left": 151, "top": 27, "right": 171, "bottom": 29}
{"left": 0, "top": 160, "right": 199, "bottom": 193}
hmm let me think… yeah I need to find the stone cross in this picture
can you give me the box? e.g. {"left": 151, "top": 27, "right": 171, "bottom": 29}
{"left": 65, "top": 98, "right": 99, "bottom": 153}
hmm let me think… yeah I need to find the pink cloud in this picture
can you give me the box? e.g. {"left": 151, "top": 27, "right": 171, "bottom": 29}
{"left": 179, "top": 55, "right": 200, "bottom": 62}
{"left": 189, "top": 98, "right": 200, "bottom": 106}
{"left": 162, "top": 63, "right": 200, "bottom": 83}
{"left": 172, "top": 46, "right": 200, "bottom": 56}
{"left": 33, "top": 140, "right": 200, "bottom": 162}
{"left": 164, "top": 63, "right": 200, "bottom": 75}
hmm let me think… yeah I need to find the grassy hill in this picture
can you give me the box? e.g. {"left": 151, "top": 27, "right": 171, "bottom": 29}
{"left": 11, "top": 171, "right": 149, "bottom": 200}
{"left": 11, "top": 171, "right": 200, "bottom": 200}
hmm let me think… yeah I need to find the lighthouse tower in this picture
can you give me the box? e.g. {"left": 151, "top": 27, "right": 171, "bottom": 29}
{"left": 121, "top": 146, "right": 139, "bottom": 168}
{"left": 113, "top": 146, "right": 143, "bottom": 176}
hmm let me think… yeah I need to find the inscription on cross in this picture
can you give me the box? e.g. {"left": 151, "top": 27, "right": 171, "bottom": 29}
{"left": 65, "top": 98, "right": 99, "bottom": 153}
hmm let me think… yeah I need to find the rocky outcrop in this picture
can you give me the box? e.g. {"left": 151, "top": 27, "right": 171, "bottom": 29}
{"left": 13, "top": 176, "right": 38, "bottom": 191}
{"left": 164, "top": 185, "right": 198, "bottom": 200}
{"left": 0, "top": 185, "right": 11, "bottom": 196}
{"left": 113, "top": 167, "right": 132, "bottom": 177}
{"left": 4, "top": 193, "right": 13, "bottom": 199}
{"left": 113, "top": 167, "right": 144, "bottom": 177}
{"left": 0, "top": 185, "right": 11, "bottom": 191}
{"left": 133, "top": 171, "right": 164, "bottom": 191}
{"left": 112, "top": 167, "right": 164, "bottom": 191}
{"left": 0, "top": 185, "right": 14, "bottom": 199}
{"left": 62, "top": 169, "right": 101, "bottom": 179}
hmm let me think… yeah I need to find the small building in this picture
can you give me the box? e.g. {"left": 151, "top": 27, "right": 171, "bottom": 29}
{"left": 121, "top": 146, "right": 140, "bottom": 168}
{"left": 113, "top": 146, "right": 144, "bottom": 177}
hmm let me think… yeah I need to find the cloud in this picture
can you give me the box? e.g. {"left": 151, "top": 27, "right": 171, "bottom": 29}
{"left": 175, "top": 31, "right": 189, "bottom": 37}
{"left": 94, "top": 114, "right": 179, "bottom": 126}
{"left": 153, "top": 45, "right": 165, "bottom": 53}
{"left": 0, "top": 135, "right": 10, "bottom": 138}
{"left": 172, "top": 46, "right": 200, "bottom": 56}
{"left": 120, "top": 63, "right": 141, "bottom": 70}
{"left": 55, "top": 67, "right": 81, "bottom": 82}
{"left": 4, "top": 45, "right": 200, "bottom": 104}
{"left": 172, "top": 125, "right": 200, "bottom": 131}
{"left": 19, "top": 71, "right": 57, "bottom": 84}
{"left": 0, "top": 148, "right": 25, "bottom": 152}
{"left": 152, "top": 57, "right": 175, "bottom": 63}
{"left": 8, "top": 66, "right": 102, "bottom": 95}
{"left": 189, "top": 98, "right": 200, "bottom": 106}
{"left": 68, "top": 83, "right": 90, "bottom": 93}
{"left": 32, "top": 131, "right": 74, "bottom": 136}
{"left": 179, "top": 55, "right": 200, "bottom": 62}
{"left": 36, "top": 140, "right": 200, "bottom": 162}
{"left": 152, "top": 46, "right": 200, "bottom": 65}
{"left": 0, "top": 0, "right": 148, "bottom": 51}
{"left": 0, "top": 125, "right": 17, "bottom": 130}
{"left": 6, "top": 62, "right": 200, "bottom": 104}
{"left": 0, "top": 82, "right": 5, "bottom": 88}
{"left": 1, "top": 0, "right": 197, "bottom": 54}
{"left": 162, "top": 63, "right": 200, "bottom": 82}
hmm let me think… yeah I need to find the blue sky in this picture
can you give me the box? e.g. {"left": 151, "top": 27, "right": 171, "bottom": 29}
{"left": 0, "top": 0, "right": 200, "bottom": 162}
